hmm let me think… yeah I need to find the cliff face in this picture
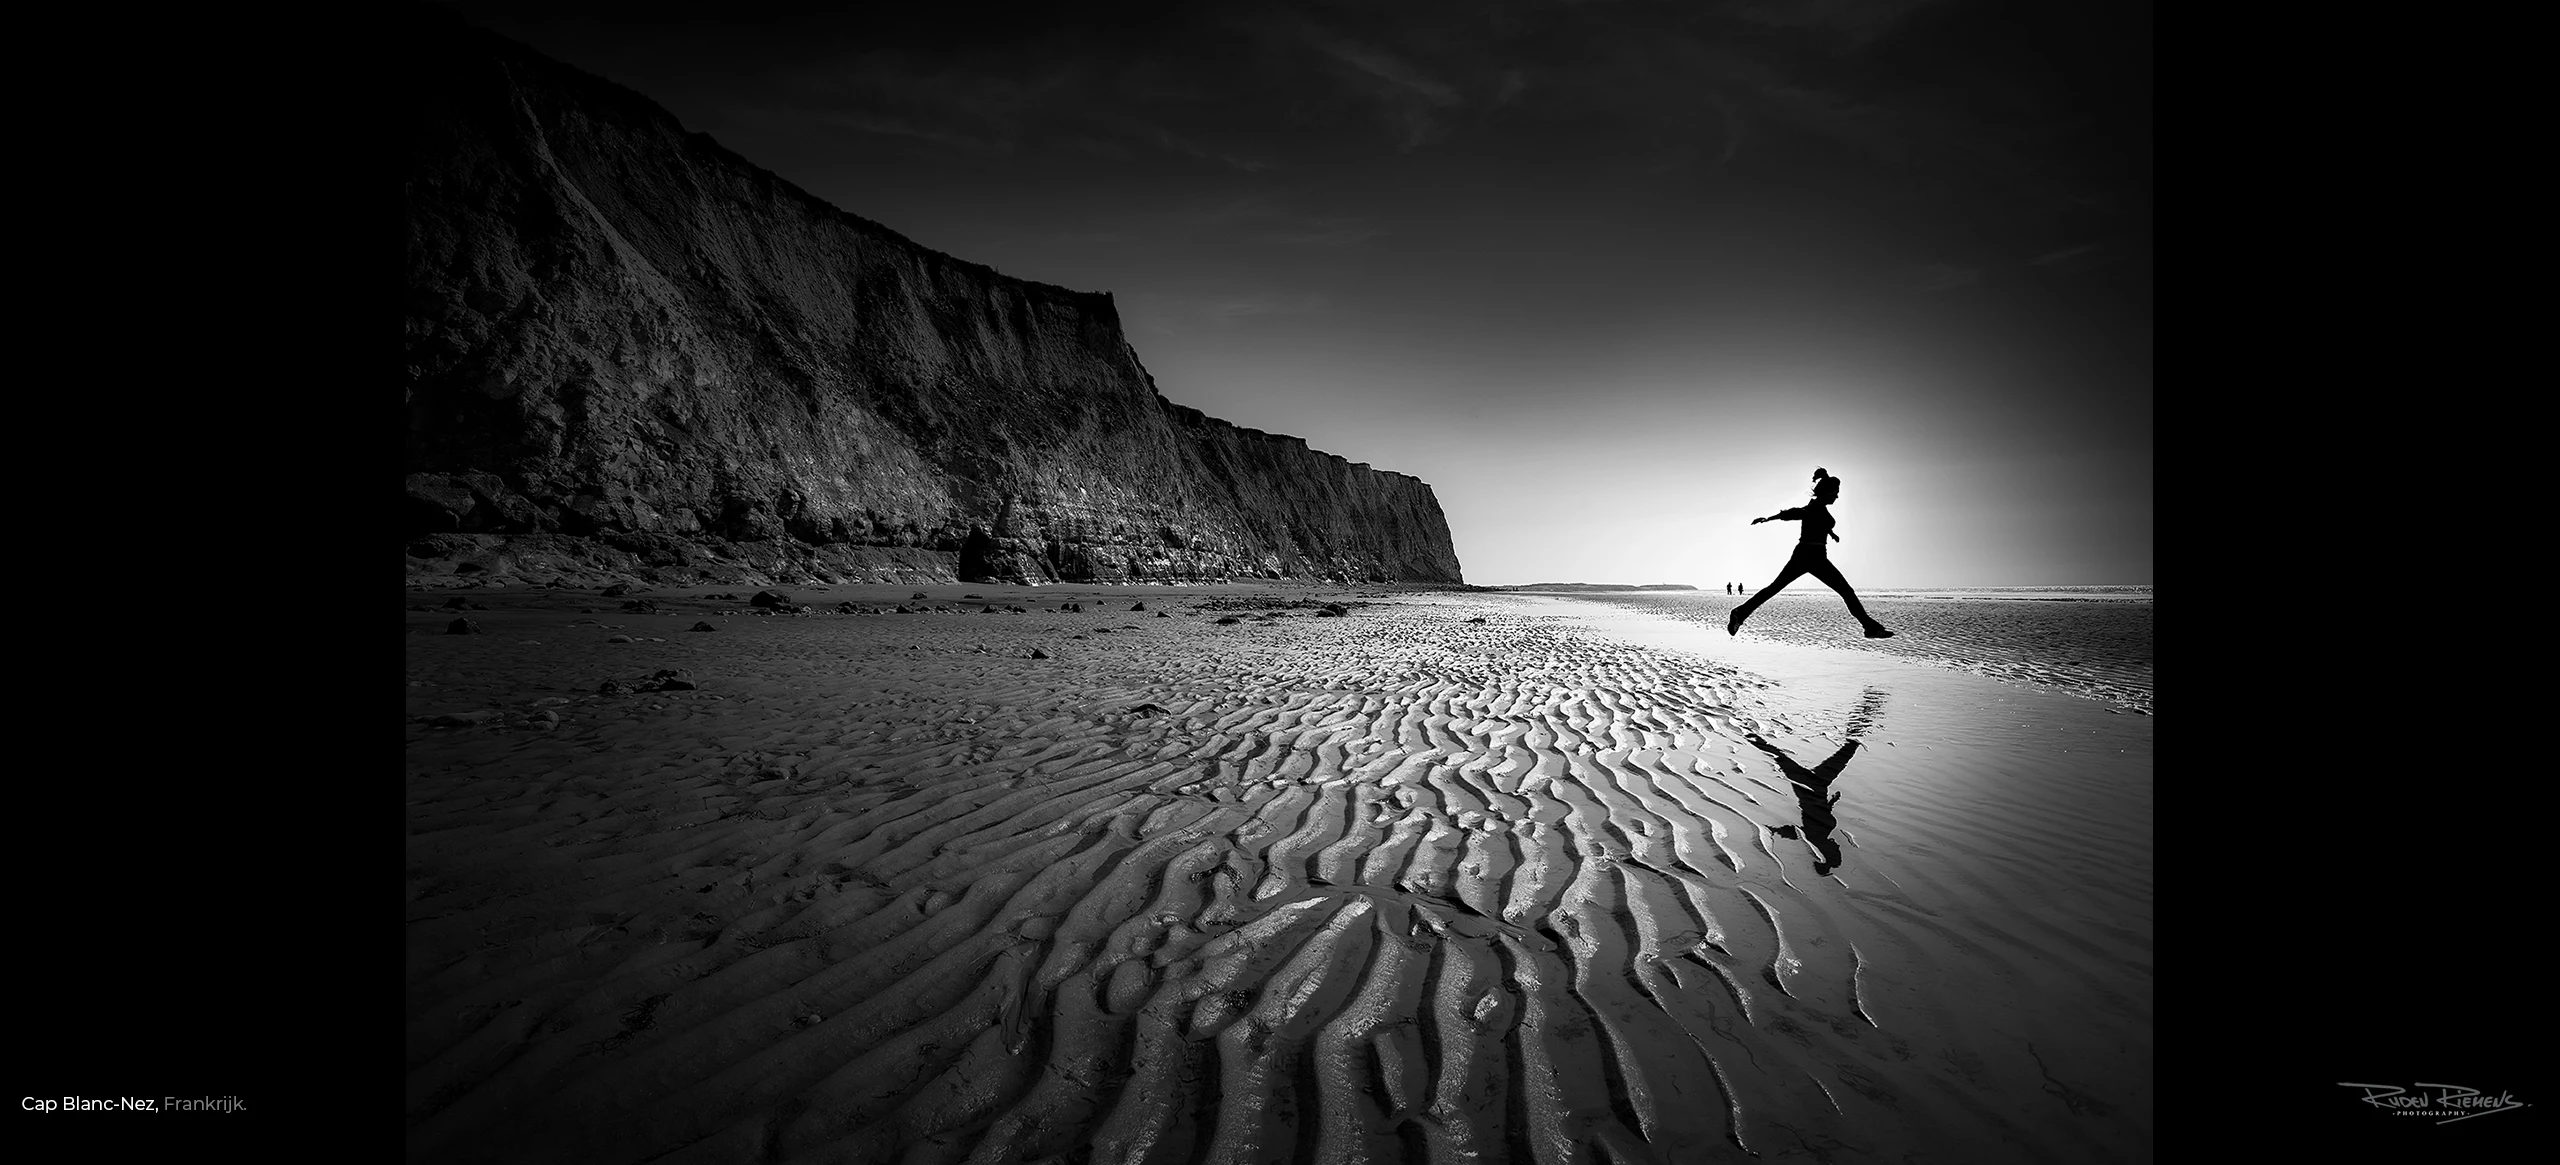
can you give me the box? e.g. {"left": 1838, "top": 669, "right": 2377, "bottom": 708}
{"left": 404, "top": 17, "right": 1463, "bottom": 588}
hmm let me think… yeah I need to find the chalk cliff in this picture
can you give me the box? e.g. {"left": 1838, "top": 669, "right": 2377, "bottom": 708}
{"left": 403, "top": 15, "right": 1462, "bottom": 589}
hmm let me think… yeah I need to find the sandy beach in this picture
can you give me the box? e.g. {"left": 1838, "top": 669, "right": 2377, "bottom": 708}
{"left": 405, "top": 583, "right": 2153, "bottom": 1164}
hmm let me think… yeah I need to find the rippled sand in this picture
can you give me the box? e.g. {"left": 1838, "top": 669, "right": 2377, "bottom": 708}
{"left": 407, "top": 585, "right": 2152, "bottom": 1164}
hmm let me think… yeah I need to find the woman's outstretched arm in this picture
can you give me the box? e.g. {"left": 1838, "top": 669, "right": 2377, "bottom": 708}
{"left": 1751, "top": 506, "right": 1808, "bottom": 526}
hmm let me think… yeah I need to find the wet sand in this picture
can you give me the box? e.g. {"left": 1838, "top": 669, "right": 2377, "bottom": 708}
{"left": 1588, "top": 590, "right": 2154, "bottom": 714}
{"left": 406, "top": 583, "right": 2152, "bottom": 1163}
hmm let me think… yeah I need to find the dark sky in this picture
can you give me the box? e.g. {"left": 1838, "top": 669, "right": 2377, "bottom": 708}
{"left": 438, "top": 0, "right": 2152, "bottom": 587}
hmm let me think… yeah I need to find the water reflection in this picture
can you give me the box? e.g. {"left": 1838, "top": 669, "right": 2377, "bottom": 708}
{"left": 1751, "top": 687, "right": 1887, "bottom": 876}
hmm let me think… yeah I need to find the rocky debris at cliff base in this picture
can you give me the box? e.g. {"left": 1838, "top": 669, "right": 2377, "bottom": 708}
{"left": 447, "top": 618, "right": 482, "bottom": 635}
{"left": 419, "top": 705, "right": 562, "bottom": 730}
{"left": 750, "top": 590, "right": 794, "bottom": 609}
{"left": 599, "top": 668, "right": 698, "bottom": 696}
{"left": 691, "top": 622, "right": 718, "bottom": 632}
{"left": 1189, "top": 595, "right": 1375, "bottom": 614}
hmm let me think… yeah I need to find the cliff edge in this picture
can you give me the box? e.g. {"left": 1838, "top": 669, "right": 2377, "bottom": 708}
{"left": 404, "top": 14, "right": 1463, "bottom": 588}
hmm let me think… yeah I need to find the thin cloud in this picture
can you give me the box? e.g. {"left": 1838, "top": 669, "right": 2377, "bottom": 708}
{"left": 1052, "top": 134, "right": 1133, "bottom": 160}
{"left": 777, "top": 55, "right": 1067, "bottom": 154}
{"left": 2028, "top": 242, "right": 2116, "bottom": 272}
{"left": 1304, "top": 31, "right": 1465, "bottom": 151}
{"left": 1048, "top": 229, "right": 1134, "bottom": 247}
{"left": 1914, "top": 263, "right": 1980, "bottom": 292}
{"left": 1722, "top": 0, "right": 1951, "bottom": 49}
{"left": 1169, "top": 197, "right": 1384, "bottom": 248}
{"left": 1202, "top": 293, "right": 1333, "bottom": 322}
{"left": 1120, "top": 289, "right": 1335, "bottom": 332}
{"left": 813, "top": 110, "right": 1012, "bottom": 154}
{"left": 1708, "top": 92, "right": 1746, "bottom": 163}
{"left": 1320, "top": 38, "right": 1461, "bottom": 106}
{"left": 1180, "top": 195, "right": 1290, "bottom": 229}
{"left": 1755, "top": 82, "right": 1918, "bottom": 165}
{"left": 783, "top": 57, "right": 1283, "bottom": 175}
{"left": 1265, "top": 226, "right": 1387, "bottom": 248}
{"left": 1143, "top": 125, "right": 1275, "bottom": 173}
{"left": 1259, "top": 216, "right": 1387, "bottom": 247}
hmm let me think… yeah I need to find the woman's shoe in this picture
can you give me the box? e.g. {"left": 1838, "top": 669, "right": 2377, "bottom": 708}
{"left": 1862, "top": 622, "right": 1894, "bottom": 638}
{"left": 1727, "top": 609, "right": 1746, "bottom": 636}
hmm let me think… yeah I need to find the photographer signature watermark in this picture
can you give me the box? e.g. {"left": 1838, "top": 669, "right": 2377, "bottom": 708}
{"left": 2339, "top": 1083, "right": 2529, "bottom": 1123}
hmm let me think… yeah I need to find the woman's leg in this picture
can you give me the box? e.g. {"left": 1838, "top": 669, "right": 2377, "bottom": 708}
{"left": 1805, "top": 557, "right": 1891, "bottom": 634}
{"left": 1731, "top": 554, "right": 1812, "bottom": 632}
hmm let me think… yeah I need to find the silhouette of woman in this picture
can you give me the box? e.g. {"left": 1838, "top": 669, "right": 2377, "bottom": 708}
{"left": 1729, "top": 467, "right": 1892, "bottom": 638}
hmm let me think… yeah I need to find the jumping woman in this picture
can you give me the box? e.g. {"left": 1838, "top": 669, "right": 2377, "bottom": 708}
{"left": 1729, "top": 467, "right": 1893, "bottom": 638}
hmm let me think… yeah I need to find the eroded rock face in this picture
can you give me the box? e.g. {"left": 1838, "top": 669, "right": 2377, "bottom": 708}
{"left": 403, "top": 15, "right": 1463, "bottom": 589}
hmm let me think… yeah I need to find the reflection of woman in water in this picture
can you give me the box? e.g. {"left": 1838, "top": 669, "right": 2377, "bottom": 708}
{"left": 1729, "top": 467, "right": 1893, "bottom": 638}
{"left": 1757, "top": 735, "right": 1857, "bottom": 874}
{"left": 1753, "top": 688, "right": 1886, "bottom": 877}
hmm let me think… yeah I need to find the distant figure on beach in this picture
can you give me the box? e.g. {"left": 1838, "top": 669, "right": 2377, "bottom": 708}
{"left": 1729, "top": 467, "right": 1893, "bottom": 638}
